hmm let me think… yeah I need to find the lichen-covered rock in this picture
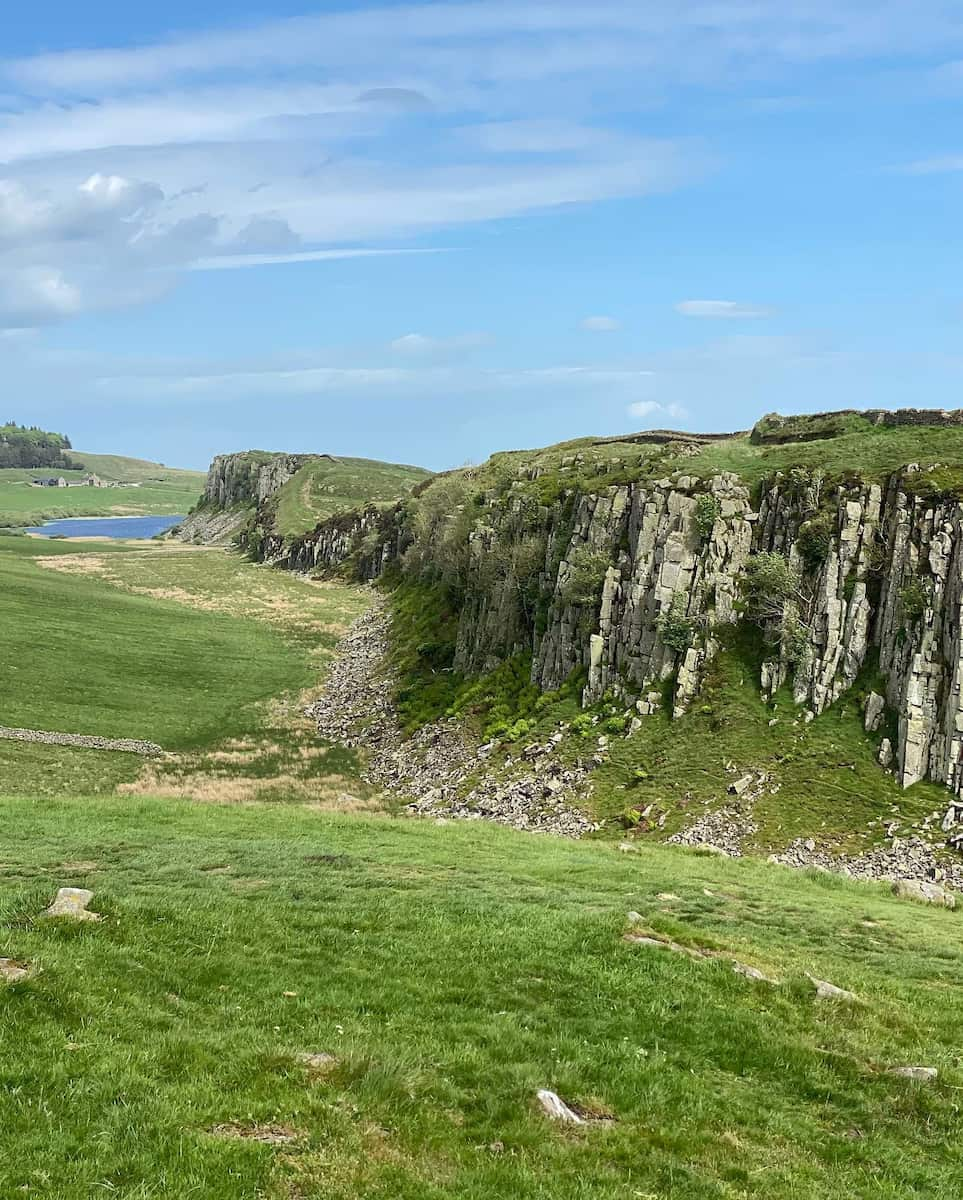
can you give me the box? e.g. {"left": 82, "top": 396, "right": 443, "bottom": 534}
{"left": 43, "top": 887, "right": 102, "bottom": 922}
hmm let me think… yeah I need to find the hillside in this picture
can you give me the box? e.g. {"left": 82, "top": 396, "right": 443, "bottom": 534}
{"left": 175, "top": 449, "right": 431, "bottom": 546}
{"left": 2, "top": 794, "right": 961, "bottom": 1198}
{"left": 0, "top": 451, "right": 205, "bottom": 528}
{"left": 1, "top": 484, "right": 961, "bottom": 1197}
{"left": 236, "top": 406, "right": 963, "bottom": 882}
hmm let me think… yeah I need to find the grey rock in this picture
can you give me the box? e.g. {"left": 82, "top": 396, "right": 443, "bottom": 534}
{"left": 43, "top": 887, "right": 102, "bottom": 922}
{"left": 0, "top": 958, "right": 31, "bottom": 984}
{"left": 864, "top": 692, "right": 886, "bottom": 732}
{"left": 732, "top": 962, "right": 780, "bottom": 985}
{"left": 807, "top": 974, "right": 857, "bottom": 1003}
{"left": 892, "top": 878, "right": 956, "bottom": 909}
{"left": 886, "top": 1066, "right": 937, "bottom": 1083}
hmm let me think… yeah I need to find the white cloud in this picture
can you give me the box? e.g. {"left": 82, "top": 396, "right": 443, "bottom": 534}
{"left": 6, "top": 4, "right": 963, "bottom": 96}
{"left": 580, "top": 315, "right": 621, "bottom": 332}
{"left": 390, "top": 331, "right": 492, "bottom": 355}
{"left": 898, "top": 155, "right": 963, "bottom": 174}
{"left": 0, "top": 266, "right": 82, "bottom": 326}
{"left": 627, "top": 400, "right": 688, "bottom": 423}
{"left": 0, "top": 1, "right": 955, "bottom": 332}
{"left": 675, "top": 300, "right": 773, "bottom": 319}
{"left": 93, "top": 359, "right": 658, "bottom": 401}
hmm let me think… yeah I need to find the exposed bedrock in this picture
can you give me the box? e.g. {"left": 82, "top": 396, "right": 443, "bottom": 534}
{"left": 266, "top": 465, "right": 963, "bottom": 799}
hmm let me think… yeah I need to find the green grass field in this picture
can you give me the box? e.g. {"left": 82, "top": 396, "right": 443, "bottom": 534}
{"left": 272, "top": 456, "right": 431, "bottom": 539}
{"left": 3, "top": 509, "right": 963, "bottom": 1197}
{"left": 0, "top": 452, "right": 204, "bottom": 527}
{"left": 1, "top": 797, "right": 961, "bottom": 1198}
{"left": 0, "top": 538, "right": 369, "bottom": 800}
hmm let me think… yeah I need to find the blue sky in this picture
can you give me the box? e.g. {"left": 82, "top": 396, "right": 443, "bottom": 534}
{"left": 2, "top": 2, "right": 963, "bottom": 470}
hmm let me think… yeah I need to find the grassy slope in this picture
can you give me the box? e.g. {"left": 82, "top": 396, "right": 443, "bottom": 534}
{"left": 272, "top": 457, "right": 431, "bottom": 539}
{"left": 1, "top": 797, "right": 961, "bottom": 1198}
{"left": 446, "top": 414, "right": 963, "bottom": 506}
{"left": 0, "top": 538, "right": 368, "bottom": 799}
{"left": 0, "top": 453, "right": 204, "bottom": 527}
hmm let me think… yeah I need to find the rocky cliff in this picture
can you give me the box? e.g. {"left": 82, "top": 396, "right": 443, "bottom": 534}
{"left": 257, "top": 413, "right": 963, "bottom": 810}
{"left": 174, "top": 452, "right": 316, "bottom": 543}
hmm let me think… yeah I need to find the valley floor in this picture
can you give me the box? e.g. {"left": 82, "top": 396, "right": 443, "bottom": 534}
{"left": 2, "top": 534, "right": 963, "bottom": 1196}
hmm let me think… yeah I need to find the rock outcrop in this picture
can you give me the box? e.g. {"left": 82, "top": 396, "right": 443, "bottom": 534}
{"left": 174, "top": 452, "right": 316, "bottom": 544}
{"left": 248, "top": 438, "right": 963, "bottom": 809}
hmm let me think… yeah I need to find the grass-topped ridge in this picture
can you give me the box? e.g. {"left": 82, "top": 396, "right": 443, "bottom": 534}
{"left": 272, "top": 454, "right": 432, "bottom": 539}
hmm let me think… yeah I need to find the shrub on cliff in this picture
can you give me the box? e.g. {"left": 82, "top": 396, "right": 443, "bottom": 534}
{"left": 658, "top": 594, "right": 695, "bottom": 654}
{"left": 560, "top": 545, "right": 611, "bottom": 606}
{"left": 694, "top": 493, "right": 721, "bottom": 539}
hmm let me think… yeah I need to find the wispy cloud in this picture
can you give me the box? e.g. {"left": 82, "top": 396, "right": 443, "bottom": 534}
{"left": 1, "top": 2, "right": 960, "bottom": 331}
{"left": 580, "top": 315, "right": 621, "bottom": 332}
{"left": 192, "top": 247, "right": 448, "bottom": 271}
{"left": 675, "top": 299, "right": 773, "bottom": 319}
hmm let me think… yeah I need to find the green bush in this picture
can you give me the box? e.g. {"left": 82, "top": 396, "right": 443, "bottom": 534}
{"left": 658, "top": 594, "right": 695, "bottom": 654}
{"left": 694, "top": 493, "right": 721, "bottom": 538}
{"left": 560, "top": 545, "right": 611, "bottom": 607}
{"left": 900, "top": 578, "right": 928, "bottom": 622}
{"left": 797, "top": 512, "right": 834, "bottom": 571}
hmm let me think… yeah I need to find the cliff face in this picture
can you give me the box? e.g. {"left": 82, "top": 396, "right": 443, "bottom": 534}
{"left": 175, "top": 452, "right": 315, "bottom": 543}
{"left": 267, "top": 462, "right": 963, "bottom": 801}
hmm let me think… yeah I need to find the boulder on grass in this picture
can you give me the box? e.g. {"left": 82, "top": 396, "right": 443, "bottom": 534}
{"left": 43, "top": 887, "right": 103, "bottom": 922}
{"left": 892, "top": 879, "right": 956, "bottom": 909}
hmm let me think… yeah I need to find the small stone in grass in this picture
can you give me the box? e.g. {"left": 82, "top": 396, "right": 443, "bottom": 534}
{"left": 536, "top": 1089, "right": 585, "bottom": 1125}
{"left": 0, "top": 958, "right": 31, "bottom": 984}
{"left": 626, "top": 911, "right": 645, "bottom": 925}
{"left": 732, "top": 961, "right": 779, "bottom": 985}
{"left": 887, "top": 1066, "right": 937, "bottom": 1083}
{"left": 617, "top": 841, "right": 637, "bottom": 854}
{"left": 43, "top": 887, "right": 102, "bottom": 922}
{"left": 657, "top": 892, "right": 681, "bottom": 902}
{"left": 210, "top": 1122, "right": 300, "bottom": 1145}
{"left": 807, "top": 974, "right": 857, "bottom": 1003}
{"left": 297, "top": 1052, "right": 338, "bottom": 1073}
{"left": 891, "top": 879, "right": 956, "bottom": 909}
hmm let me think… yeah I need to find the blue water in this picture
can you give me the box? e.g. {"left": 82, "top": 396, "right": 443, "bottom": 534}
{"left": 26, "top": 514, "right": 186, "bottom": 539}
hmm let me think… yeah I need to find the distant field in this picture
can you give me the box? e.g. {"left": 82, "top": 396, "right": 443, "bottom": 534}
{"left": 0, "top": 538, "right": 369, "bottom": 798}
{"left": 272, "top": 456, "right": 431, "bottom": 539}
{"left": 0, "top": 452, "right": 204, "bottom": 527}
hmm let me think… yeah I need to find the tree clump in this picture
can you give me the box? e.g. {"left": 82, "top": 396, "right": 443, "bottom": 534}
{"left": 694, "top": 493, "right": 721, "bottom": 539}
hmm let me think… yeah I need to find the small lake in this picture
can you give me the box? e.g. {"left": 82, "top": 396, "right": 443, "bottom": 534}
{"left": 26, "top": 514, "right": 186, "bottom": 539}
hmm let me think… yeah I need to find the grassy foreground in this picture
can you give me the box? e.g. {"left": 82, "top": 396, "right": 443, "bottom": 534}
{"left": 1, "top": 795, "right": 961, "bottom": 1198}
